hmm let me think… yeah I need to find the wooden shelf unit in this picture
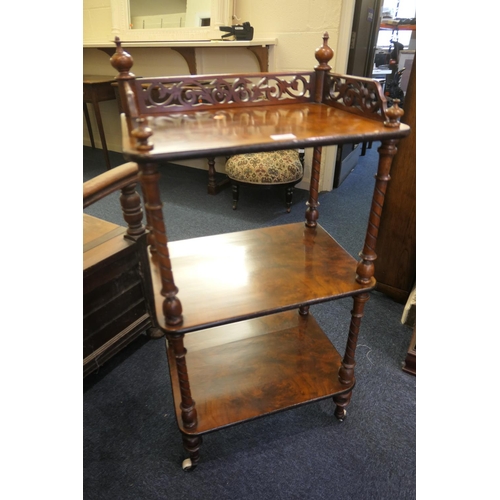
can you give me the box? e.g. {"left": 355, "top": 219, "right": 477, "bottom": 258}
{"left": 109, "top": 33, "right": 410, "bottom": 470}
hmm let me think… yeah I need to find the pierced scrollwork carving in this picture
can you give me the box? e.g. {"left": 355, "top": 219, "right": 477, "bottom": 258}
{"left": 134, "top": 72, "right": 315, "bottom": 114}
{"left": 323, "top": 73, "right": 388, "bottom": 122}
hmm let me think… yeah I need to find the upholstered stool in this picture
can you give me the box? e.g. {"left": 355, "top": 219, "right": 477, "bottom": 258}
{"left": 225, "top": 149, "right": 304, "bottom": 212}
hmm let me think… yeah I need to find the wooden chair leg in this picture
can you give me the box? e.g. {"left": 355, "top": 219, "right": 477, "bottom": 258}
{"left": 232, "top": 183, "right": 239, "bottom": 210}
{"left": 84, "top": 103, "right": 95, "bottom": 149}
{"left": 285, "top": 184, "right": 294, "bottom": 213}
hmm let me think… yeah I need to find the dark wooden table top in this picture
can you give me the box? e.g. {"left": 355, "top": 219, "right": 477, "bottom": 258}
{"left": 83, "top": 75, "right": 116, "bottom": 85}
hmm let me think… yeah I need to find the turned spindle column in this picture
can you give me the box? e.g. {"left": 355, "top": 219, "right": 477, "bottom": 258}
{"left": 305, "top": 146, "right": 322, "bottom": 228}
{"left": 111, "top": 38, "right": 195, "bottom": 453}
{"left": 139, "top": 161, "right": 183, "bottom": 326}
{"left": 111, "top": 38, "right": 182, "bottom": 321}
{"left": 356, "top": 100, "right": 404, "bottom": 284}
{"left": 305, "top": 33, "right": 334, "bottom": 228}
{"left": 336, "top": 102, "right": 404, "bottom": 418}
{"left": 119, "top": 182, "right": 145, "bottom": 239}
{"left": 110, "top": 40, "right": 157, "bottom": 254}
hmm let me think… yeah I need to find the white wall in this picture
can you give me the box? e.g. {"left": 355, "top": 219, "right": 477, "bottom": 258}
{"left": 185, "top": 0, "right": 211, "bottom": 27}
{"left": 83, "top": 0, "right": 113, "bottom": 43}
{"left": 83, "top": 0, "right": 355, "bottom": 191}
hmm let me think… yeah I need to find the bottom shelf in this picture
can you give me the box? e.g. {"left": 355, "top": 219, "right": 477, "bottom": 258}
{"left": 167, "top": 309, "right": 350, "bottom": 435}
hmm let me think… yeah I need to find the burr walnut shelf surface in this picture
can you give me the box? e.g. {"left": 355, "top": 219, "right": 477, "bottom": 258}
{"left": 149, "top": 222, "right": 374, "bottom": 333}
{"left": 167, "top": 310, "right": 348, "bottom": 434}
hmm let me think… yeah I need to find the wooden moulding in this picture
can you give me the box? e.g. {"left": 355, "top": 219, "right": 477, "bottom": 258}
{"left": 167, "top": 309, "right": 351, "bottom": 435}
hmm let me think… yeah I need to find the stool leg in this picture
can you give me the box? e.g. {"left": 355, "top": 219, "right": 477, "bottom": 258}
{"left": 83, "top": 103, "right": 95, "bottom": 149}
{"left": 207, "top": 156, "right": 217, "bottom": 195}
{"left": 232, "top": 183, "right": 239, "bottom": 210}
{"left": 285, "top": 184, "right": 294, "bottom": 213}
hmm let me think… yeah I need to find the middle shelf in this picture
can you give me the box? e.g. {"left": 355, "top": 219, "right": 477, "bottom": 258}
{"left": 149, "top": 222, "right": 375, "bottom": 333}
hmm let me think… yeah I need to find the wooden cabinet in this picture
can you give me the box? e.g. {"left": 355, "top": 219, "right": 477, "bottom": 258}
{"left": 374, "top": 57, "right": 416, "bottom": 303}
{"left": 83, "top": 216, "right": 152, "bottom": 377}
{"left": 109, "top": 34, "right": 410, "bottom": 470}
{"left": 83, "top": 164, "right": 160, "bottom": 377}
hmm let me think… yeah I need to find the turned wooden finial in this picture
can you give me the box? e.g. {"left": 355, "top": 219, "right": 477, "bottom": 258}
{"left": 315, "top": 32, "right": 334, "bottom": 71}
{"left": 384, "top": 99, "right": 404, "bottom": 128}
{"left": 110, "top": 36, "right": 135, "bottom": 79}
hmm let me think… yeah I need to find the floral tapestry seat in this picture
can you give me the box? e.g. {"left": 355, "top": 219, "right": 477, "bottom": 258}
{"left": 225, "top": 150, "right": 305, "bottom": 212}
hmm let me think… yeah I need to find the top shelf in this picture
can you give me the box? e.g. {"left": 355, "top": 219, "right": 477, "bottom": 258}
{"left": 120, "top": 102, "right": 410, "bottom": 163}
{"left": 112, "top": 37, "right": 410, "bottom": 163}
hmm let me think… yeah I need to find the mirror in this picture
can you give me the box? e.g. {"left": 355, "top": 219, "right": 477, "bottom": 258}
{"left": 111, "top": 0, "right": 234, "bottom": 42}
{"left": 129, "top": 0, "right": 210, "bottom": 30}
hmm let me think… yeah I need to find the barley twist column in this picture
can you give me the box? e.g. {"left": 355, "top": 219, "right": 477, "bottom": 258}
{"left": 333, "top": 292, "right": 370, "bottom": 420}
{"left": 169, "top": 335, "right": 198, "bottom": 430}
{"left": 356, "top": 139, "right": 399, "bottom": 285}
{"left": 139, "top": 162, "right": 183, "bottom": 325}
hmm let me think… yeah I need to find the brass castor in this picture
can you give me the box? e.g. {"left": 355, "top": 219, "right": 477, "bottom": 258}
{"left": 337, "top": 409, "right": 347, "bottom": 422}
{"left": 182, "top": 458, "right": 196, "bottom": 472}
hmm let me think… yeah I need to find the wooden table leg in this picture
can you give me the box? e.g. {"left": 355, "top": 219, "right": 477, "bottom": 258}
{"left": 84, "top": 77, "right": 116, "bottom": 171}
{"left": 89, "top": 95, "right": 112, "bottom": 170}
{"left": 83, "top": 103, "right": 95, "bottom": 149}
